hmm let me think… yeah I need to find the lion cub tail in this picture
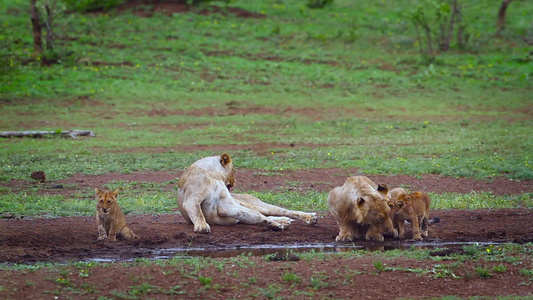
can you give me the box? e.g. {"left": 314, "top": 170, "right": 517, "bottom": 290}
{"left": 429, "top": 217, "right": 440, "bottom": 225}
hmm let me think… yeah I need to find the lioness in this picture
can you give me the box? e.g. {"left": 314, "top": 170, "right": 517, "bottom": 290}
{"left": 328, "top": 176, "right": 397, "bottom": 242}
{"left": 95, "top": 188, "right": 139, "bottom": 241}
{"left": 390, "top": 191, "right": 431, "bottom": 240}
{"left": 177, "top": 154, "right": 317, "bottom": 234}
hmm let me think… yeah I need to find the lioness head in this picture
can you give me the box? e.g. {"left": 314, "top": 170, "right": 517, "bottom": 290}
{"left": 220, "top": 153, "right": 236, "bottom": 191}
{"left": 357, "top": 183, "right": 396, "bottom": 238}
{"left": 96, "top": 188, "right": 119, "bottom": 214}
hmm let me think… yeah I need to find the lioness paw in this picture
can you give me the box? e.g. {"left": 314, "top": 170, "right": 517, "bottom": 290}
{"left": 97, "top": 235, "right": 107, "bottom": 241}
{"left": 264, "top": 217, "right": 292, "bottom": 231}
{"left": 366, "top": 233, "right": 385, "bottom": 242}
{"left": 304, "top": 213, "right": 318, "bottom": 225}
{"left": 335, "top": 235, "right": 354, "bottom": 242}
{"left": 194, "top": 223, "right": 211, "bottom": 234}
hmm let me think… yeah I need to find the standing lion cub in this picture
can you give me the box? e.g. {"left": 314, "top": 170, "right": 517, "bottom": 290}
{"left": 95, "top": 188, "right": 139, "bottom": 241}
{"left": 390, "top": 190, "right": 431, "bottom": 241}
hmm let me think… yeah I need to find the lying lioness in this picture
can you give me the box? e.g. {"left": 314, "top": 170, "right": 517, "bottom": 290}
{"left": 177, "top": 154, "right": 317, "bottom": 233}
{"left": 95, "top": 188, "right": 139, "bottom": 241}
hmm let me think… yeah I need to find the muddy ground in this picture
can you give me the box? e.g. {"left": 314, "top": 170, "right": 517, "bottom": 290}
{"left": 0, "top": 170, "right": 532, "bottom": 299}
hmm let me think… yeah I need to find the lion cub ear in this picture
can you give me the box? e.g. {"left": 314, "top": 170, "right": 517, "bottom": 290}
{"left": 220, "top": 153, "right": 232, "bottom": 167}
{"left": 110, "top": 189, "right": 120, "bottom": 198}
{"left": 95, "top": 188, "right": 103, "bottom": 197}
{"left": 377, "top": 183, "right": 389, "bottom": 195}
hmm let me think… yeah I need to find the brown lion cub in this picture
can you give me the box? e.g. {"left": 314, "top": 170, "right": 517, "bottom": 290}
{"left": 95, "top": 188, "right": 139, "bottom": 241}
{"left": 391, "top": 191, "right": 431, "bottom": 241}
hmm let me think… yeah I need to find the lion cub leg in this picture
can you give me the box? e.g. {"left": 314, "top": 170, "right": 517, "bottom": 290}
{"left": 108, "top": 222, "right": 120, "bottom": 242}
{"left": 421, "top": 215, "right": 429, "bottom": 238}
{"left": 394, "top": 216, "right": 405, "bottom": 239}
{"left": 97, "top": 221, "right": 108, "bottom": 240}
{"left": 411, "top": 215, "right": 423, "bottom": 241}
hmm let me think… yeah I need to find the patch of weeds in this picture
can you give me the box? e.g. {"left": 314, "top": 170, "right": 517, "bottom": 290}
{"left": 230, "top": 252, "right": 255, "bottom": 268}
{"left": 54, "top": 277, "right": 72, "bottom": 286}
{"left": 520, "top": 268, "right": 533, "bottom": 280}
{"left": 474, "top": 266, "right": 492, "bottom": 279}
{"left": 163, "top": 285, "right": 186, "bottom": 295}
{"left": 293, "top": 290, "right": 315, "bottom": 296}
{"left": 258, "top": 284, "right": 283, "bottom": 299}
{"left": 110, "top": 290, "right": 136, "bottom": 299}
{"left": 309, "top": 274, "right": 330, "bottom": 290}
{"left": 198, "top": 275, "right": 213, "bottom": 286}
{"left": 463, "top": 244, "right": 480, "bottom": 257}
{"left": 25, "top": 280, "right": 35, "bottom": 286}
{"left": 282, "top": 272, "right": 301, "bottom": 284}
{"left": 373, "top": 261, "right": 386, "bottom": 271}
{"left": 492, "top": 264, "right": 507, "bottom": 273}
{"left": 80, "top": 283, "right": 98, "bottom": 293}
{"left": 249, "top": 277, "right": 258, "bottom": 284}
{"left": 299, "top": 249, "right": 327, "bottom": 261}
{"left": 431, "top": 264, "right": 461, "bottom": 279}
{"left": 128, "top": 283, "right": 160, "bottom": 296}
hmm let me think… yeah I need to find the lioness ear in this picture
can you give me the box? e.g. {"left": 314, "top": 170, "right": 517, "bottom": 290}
{"left": 356, "top": 197, "right": 366, "bottom": 208}
{"left": 220, "top": 153, "right": 232, "bottom": 167}
{"left": 377, "top": 183, "right": 389, "bottom": 194}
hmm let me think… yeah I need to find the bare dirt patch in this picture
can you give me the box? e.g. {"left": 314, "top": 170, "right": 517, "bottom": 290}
{"left": 0, "top": 209, "right": 532, "bottom": 299}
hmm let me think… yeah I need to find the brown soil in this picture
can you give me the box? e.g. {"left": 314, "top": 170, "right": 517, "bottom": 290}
{"left": 0, "top": 209, "right": 532, "bottom": 299}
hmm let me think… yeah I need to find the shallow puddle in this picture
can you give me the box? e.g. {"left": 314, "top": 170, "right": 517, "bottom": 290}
{"left": 88, "top": 241, "right": 496, "bottom": 263}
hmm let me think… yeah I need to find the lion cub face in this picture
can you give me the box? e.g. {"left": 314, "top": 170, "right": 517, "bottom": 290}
{"left": 96, "top": 189, "right": 119, "bottom": 214}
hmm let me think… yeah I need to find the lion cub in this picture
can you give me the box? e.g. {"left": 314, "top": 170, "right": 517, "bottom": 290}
{"left": 390, "top": 191, "right": 431, "bottom": 241}
{"left": 95, "top": 188, "right": 139, "bottom": 241}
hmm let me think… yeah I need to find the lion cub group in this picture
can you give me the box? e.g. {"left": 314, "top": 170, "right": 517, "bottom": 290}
{"left": 95, "top": 153, "right": 435, "bottom": 242}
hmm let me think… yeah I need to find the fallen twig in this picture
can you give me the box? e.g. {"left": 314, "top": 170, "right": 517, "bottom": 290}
{"left": 0, "top": 130, "right": 95, "bottom": 139}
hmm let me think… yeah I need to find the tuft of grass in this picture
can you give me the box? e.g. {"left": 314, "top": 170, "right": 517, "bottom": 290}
{"left": 309, "top": 274, "right": 330, "bottom": 290}
{"left": 282, "top": 272, "right": 301, "bottom": 284}
{"left": 474, "top": 266, "right": 492, "bottom": 279}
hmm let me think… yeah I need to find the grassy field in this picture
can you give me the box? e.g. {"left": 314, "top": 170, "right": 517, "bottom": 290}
{"left": 0, "top": 0, "right": 532, "bottom": 216}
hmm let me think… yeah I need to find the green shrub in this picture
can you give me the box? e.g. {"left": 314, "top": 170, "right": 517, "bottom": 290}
{"left": 62, "top": 0, "right": 124, "bottom": 13}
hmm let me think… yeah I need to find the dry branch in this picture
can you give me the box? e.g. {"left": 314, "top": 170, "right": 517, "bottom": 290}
{"left": 0, "top": 130, "right": 95, "bottom": 139}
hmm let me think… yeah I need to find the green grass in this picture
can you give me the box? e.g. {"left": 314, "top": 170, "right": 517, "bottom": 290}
{"left": 1, "top": 0, "right": 532, "bottom": 218}
{"left": 0, "top": 188, "right": 530, "bottom": 218}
